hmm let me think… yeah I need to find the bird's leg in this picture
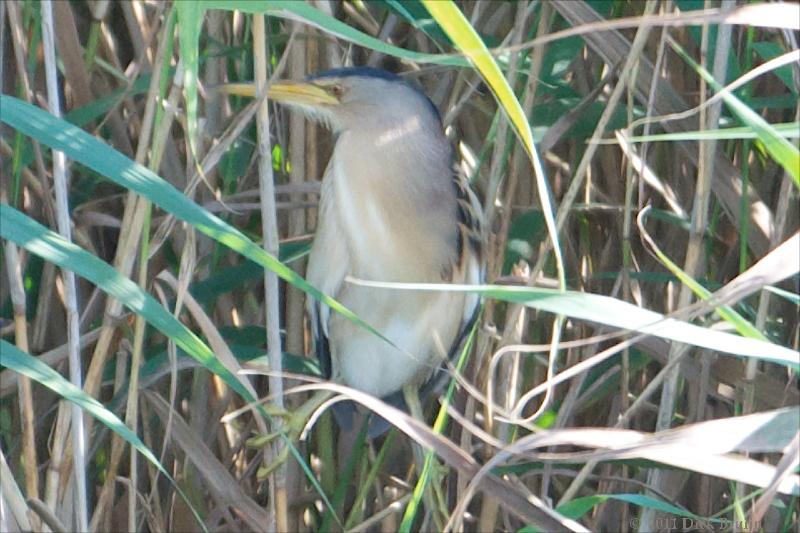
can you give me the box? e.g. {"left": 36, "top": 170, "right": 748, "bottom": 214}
{"left": 249, "top": 389, "right": 334, "bottom": 479}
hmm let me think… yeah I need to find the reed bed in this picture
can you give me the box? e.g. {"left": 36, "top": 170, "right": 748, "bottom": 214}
{"left": 1, "top": 1, "right": 798, "bottom": 531}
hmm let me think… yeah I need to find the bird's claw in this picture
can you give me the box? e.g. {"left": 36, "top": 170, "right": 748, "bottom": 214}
{"left": 247, "top": 391, "right": 336, "bottom": 479}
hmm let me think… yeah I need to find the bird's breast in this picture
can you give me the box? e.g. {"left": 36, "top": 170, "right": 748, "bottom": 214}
{"left": 310, "top": 131, "right": 480, "bottom": 399}
{"left": 330, "top": 132, "right": 458, "bottom": 282}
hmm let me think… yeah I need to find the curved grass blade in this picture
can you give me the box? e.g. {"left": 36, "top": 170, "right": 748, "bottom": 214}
{"left": 638, "top": 207, "right": 768, "bottom": 341}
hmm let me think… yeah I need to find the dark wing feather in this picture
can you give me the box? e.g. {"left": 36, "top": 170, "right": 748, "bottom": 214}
{"left": 313, "top": 305, "right": 332, "bottom": 379}
{"left": 420, "top": 163, "right": 485, "bottom": 400}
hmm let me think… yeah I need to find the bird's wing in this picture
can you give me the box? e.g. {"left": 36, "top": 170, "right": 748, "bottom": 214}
{"left": 419, "top": 165, "right": 485, "bottom": 398}
{"left": 306, "top": 164, "right": 349, "bottom": 379}
{"left": 453, "top": 163, "right": 485, "bottom": 323}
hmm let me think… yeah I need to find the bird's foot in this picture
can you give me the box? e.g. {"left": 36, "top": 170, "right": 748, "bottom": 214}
{"left": 246, "top": 390, "right": 335, "bottom": 479}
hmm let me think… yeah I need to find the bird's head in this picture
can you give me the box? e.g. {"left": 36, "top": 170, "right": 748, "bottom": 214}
{"left": 222, "top": 67, "right": 442, "bottom": 134}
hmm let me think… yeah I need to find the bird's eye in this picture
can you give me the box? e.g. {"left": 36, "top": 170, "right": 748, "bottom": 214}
{"left": 328, "top": 84, "right": 344, "bottom": 98}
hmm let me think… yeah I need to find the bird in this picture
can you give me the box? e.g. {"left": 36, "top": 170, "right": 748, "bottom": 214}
{"left": 229, "top": 67, "right": 483, "bottom": 435}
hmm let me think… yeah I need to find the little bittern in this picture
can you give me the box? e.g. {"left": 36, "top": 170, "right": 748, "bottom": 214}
{"left": 235, "top": 67, "right": 483, "bottom": 434}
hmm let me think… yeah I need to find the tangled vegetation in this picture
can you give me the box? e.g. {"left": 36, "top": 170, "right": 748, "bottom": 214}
{"left": 1, "top": 1, "right": 798, "bottom": 531}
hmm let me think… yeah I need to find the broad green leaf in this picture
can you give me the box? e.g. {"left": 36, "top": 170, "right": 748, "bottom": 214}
{"left": 66, "top": 76, "right": 153, "bottom": 126}
{"left": 175, "top": 2, "right": 205, "bottom": 156}
{"left": 421, "top": 1, "right": 534, "bottom": 151}
{"left": 13, "top": 75, "right": 153, "bottom": 174}
{"left": 345, "top": 278, "right": 799, "bottom": 369}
